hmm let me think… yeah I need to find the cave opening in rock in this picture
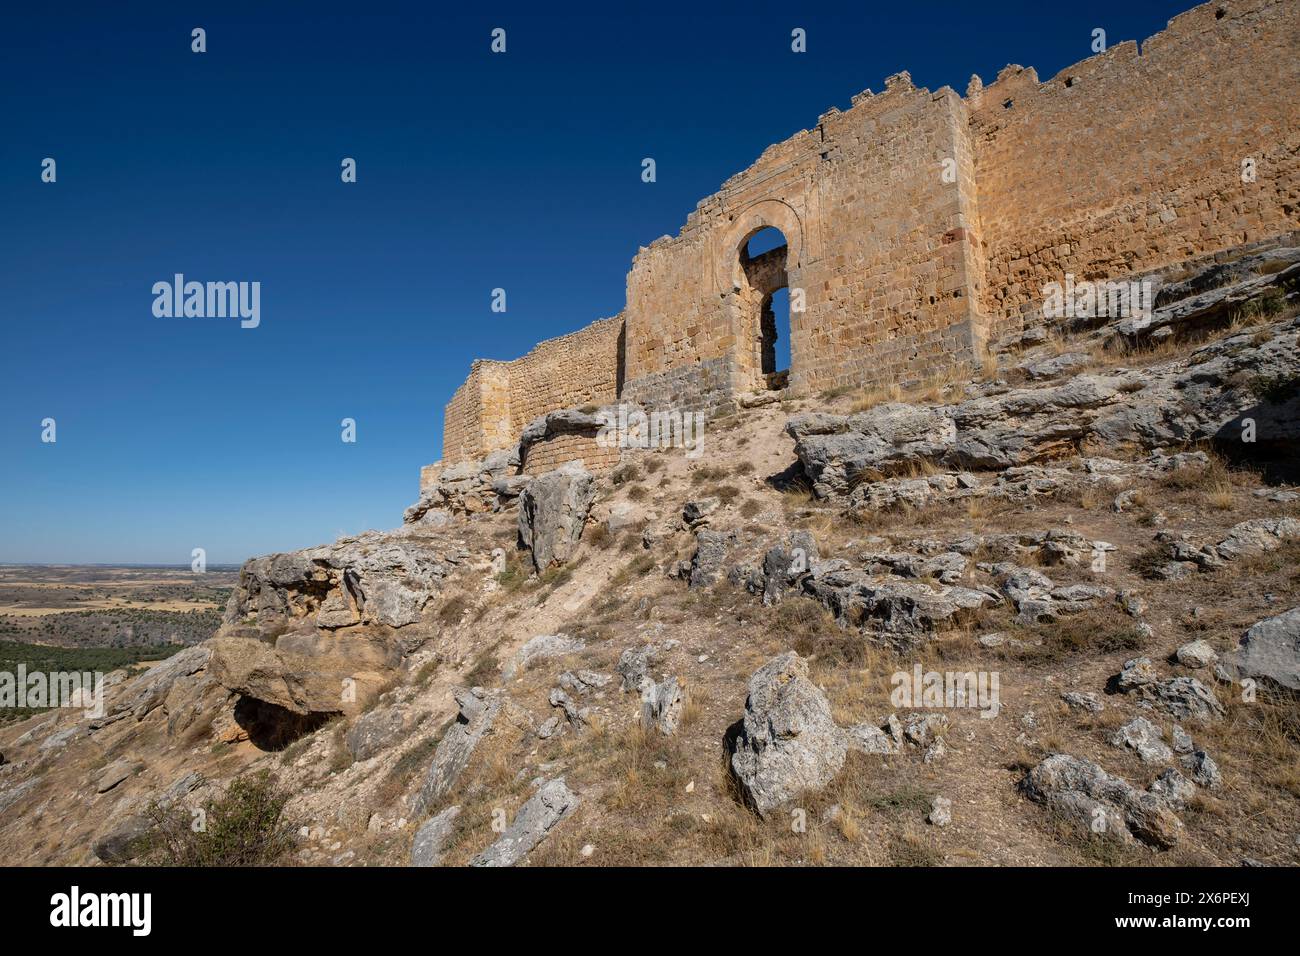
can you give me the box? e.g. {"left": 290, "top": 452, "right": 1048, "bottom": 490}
{"left": 233, "top": 695, "right": 337, "bottom": 752}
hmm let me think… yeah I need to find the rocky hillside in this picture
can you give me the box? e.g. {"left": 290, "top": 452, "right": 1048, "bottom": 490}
{"left": 2, "top": 240, "right": 1298, "bottom": 867}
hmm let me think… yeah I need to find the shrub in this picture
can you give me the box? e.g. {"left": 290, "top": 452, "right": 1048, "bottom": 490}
{"left": 585, "top": 522, "right": 612, "bottom": 547}
{"left": 1249, "top": 373, "right": 1300, "bottom": 404}
{"left": 690, "top": 465, "right": 727, "bottom": 485}
{"left": 611, "top": 462, "right": 641, "bottom": 486}
{"left": 464, "top": 646, "right": 500, "bottom": 687}
{"left": 144, "top": 771, "right": 296, "bottom": 866}
{"left": 436, "top": 594, "right": 469, "bottom": 625}
{"left": 1159, "top": 456, "right": 1232, "bottom": 492}
{"left": 1128, "top": 544, "right": 1171, "bottom": 579}
{"left": 495, "top": 554, "right": 530, "bottom": 593}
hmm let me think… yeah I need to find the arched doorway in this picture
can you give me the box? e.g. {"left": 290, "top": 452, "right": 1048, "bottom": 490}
{"left": 738, "top": 226, "right": 791, "bottom": 391}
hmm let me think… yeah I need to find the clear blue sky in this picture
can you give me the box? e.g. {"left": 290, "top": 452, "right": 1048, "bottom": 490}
{"left": 0, "top": 0, "right": 1192, "bottom": 564}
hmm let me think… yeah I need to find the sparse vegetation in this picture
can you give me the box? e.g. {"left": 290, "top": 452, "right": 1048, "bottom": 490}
{"left": 464, "top": 645, "right": 501, "bottom": 687}
{"left": 144, "top": 771, "right": 296, "bottom": 867}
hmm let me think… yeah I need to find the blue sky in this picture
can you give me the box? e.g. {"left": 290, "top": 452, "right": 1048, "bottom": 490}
{"left": 0, "top": 0, "right": 1193, "bottom": 564}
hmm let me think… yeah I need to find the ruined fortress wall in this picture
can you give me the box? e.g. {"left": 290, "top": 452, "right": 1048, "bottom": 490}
{"left": 798, "top": 83, "right": 988, "bottom": 392}
{"left": 621, "top": 76, "right": 987, "bottom": 407}
{"left": 440, "top": 316, "right": 624, "bottom": 461}
{"left": 439, "top": 0, "right": 1298, "bottom": 467}
{"left": 520, "top": 433, "right": 622, "bottom": 476}
{"left": 496, "top": 315, "right": 624, "bottom": 440}
{"left": 440, "top": 365, "right": 487, "bottom": 464}
{"left": 971, "top": 0, "right": 1300, "bottom": 339}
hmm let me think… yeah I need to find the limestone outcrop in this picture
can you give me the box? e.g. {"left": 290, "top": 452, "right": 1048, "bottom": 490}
{"left": 789, "top": 266, "right": 1300, "bottom": 501}
{"left": 1021, "top": 753, "right": 1183, "bottom": 848}
{"left": 469, "top": 778, "right": 579, "bottom": 867}
{"left": 221, "top": 529, "right": 459, "bottom": 632}
{"left": 517, "top": 463, "right": 596, "bottom": 571}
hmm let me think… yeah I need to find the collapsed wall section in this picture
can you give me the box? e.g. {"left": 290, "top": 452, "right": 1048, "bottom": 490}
{"left": 970, "top": 0, "right": 1300, "bottom": 341}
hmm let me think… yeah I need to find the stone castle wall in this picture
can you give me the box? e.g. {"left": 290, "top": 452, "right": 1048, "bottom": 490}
{"left": 438, "top": 0, "right": 1299, "bottom": 465}
{"left": 439, "top": 316, "right": 624, "bottom": 463}
{"left": 621, "top": 73, "right": 987, "bottom": 408}
{"left": 971, "top": 0, "right": 1300, "bottom": 341}
{"left": 520, "top": 433, "right": 622, "bottom": 476}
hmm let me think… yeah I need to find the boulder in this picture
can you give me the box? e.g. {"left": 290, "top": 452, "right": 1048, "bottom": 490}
{"left": 1232, "top": 606, "right": 1300, "bottom": 690}
{"left": 616, "top": 645, "right": 656, "bottom": 693}
{"left": 928, "top": 796, "right": 952, "bottom": 827}
{"left": 222, "top": 532, "right": 454, "bottom": 631}
{"left": 845, "top": 721, "right": 898, "bottom": 755}
{"left": 682, "top": 497, "right": 720, "bottom": 527}
{"left": 548, "top": 687, "right": 588, "bottom": 731}
{"left": 1141, "top": 677, "right": 1224, "bottom": 722}
{"left": 518, "top": 463, "right": 596, "bottom": 571}
{"left": 1117, "top": 657, "right": 1157, "bottom": 691}
{"left": 803, "top": 567, "right": 994, "bottom": 647}
{"left": 1109, "top": 717, "right": 1172, "bottom": 764}
{"left": 640, "top": 677, "right": 685, "bottom": 735}
{"left": 502, "top": 633, "right": 585, "bottom": 680}
{"left": 1180, "top": 750, "right": 1222, "bottom": 790}
{"left": 412, "top": 688, "right": 502, "bottom": 816}
{"left": 760, "top": 531, "right": 819, "bottom": 606}
{"left": 903, "top": 712, "right": 950, "bottom": 747}
{"left": 95, "top": 758, "right": 144, "bottom": 794}
{"left": 688, "top": 529, "right": 734, "bottom": 589}
{"left": 1213, "top": 518, "right": 1300, "bottom": 562}
{"left": 1148, "top": 768, "right": 1197, "bottom": 810}
{"left": 558, "top": 670, "right": 611, "bottom": 695}
{"left": 728, "top": 652, "right": 848, "bottom": 817}
{"left": 1175, "top": 639, "right": 1218, "bottom": 669}
{"left": 1061, "top": 691, "right": 1104, "bottom": 714}
{"left": 406, "top": 448, "right": 522, "bottom": 520}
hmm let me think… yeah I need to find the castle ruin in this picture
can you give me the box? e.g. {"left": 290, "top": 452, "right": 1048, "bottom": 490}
{"left": 438, "top": 0, "right": 1299, "bottom": 476}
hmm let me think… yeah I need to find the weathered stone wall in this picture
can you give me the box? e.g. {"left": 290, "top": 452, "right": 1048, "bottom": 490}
{"left": 520, "top": 433, "right": 622, "bottom": 476}
{"left": 970, "top": 0, "right": 1300, "bottom": 340}
{"left": 438, "top": 0, "right": 1299, "bottom": 466}
{"left": 440, "top": 366, "right": 487, "bottom": 465}
{"left": 440, "top": 316, "right": 623, "bottom": 461}
{"left": 621, "top": 73, "right": 987, "bottom": 405}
